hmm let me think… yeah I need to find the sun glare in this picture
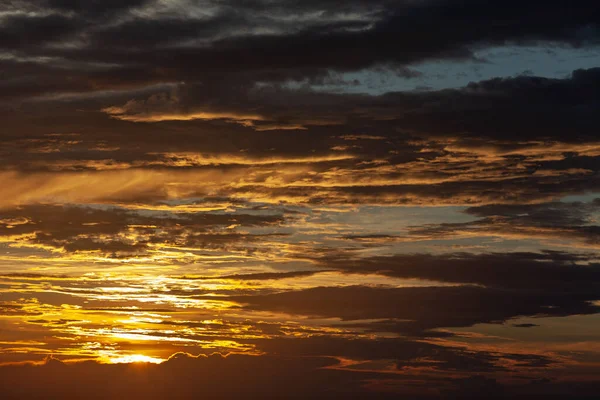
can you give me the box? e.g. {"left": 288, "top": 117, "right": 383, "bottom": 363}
{"left": 109, "top": 354, "right": 165, "bottom": 364}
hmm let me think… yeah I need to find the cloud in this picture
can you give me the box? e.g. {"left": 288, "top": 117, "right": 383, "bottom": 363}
{"left": 9, "top": 1, "right": 599, "bottom": 78}
{"left": 320, "top": 251, "right": 600, "bottom": 291}
{"left": 44, "top": 0, "right": 150, "bottom": 16}
{"left": 0, "top": 204, "right": 285, "bottom": 257}
{"left": 179, "top": 270, "right": 323, "bottom": 281}
{"left": 0, "top": 353, "right": 356, "bottom": 399}
{"left": 92, "top": 67, "right": 600, "bottom": 141}
{"left": 3, "top": 2, "right": 600, "bottom": 396}
{"left": 0, "top": 168, "right": 263, "bottom": 207}
{"left": 2, "top": 68, "right": 600, "bottom": 209}
{"left": 1, "top": 349, "right": 598, "bottom": 399}
{"left": 407, "top": 200, "right": 600, "bottom": 247}
{"left": 101, "top": 92, "right": 267, "bottom": 125}
{"left": 1, "top": 0, "right": 599, "bottom": 102}
{"left": 249, "top": 335, "right": 555, "bottom": 372}
{"left": 229, "top": 284, "right": 600, "bottom": 332}
{"left": 0, "top": 13, "right": 82, "bottom": 50}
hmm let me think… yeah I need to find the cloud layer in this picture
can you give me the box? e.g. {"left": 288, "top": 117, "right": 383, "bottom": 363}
{"left": 2, "top": 1, "right": 600, "bottom": 398}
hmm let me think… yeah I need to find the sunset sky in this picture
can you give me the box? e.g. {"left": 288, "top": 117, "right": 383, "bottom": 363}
{"left": 1, "top": 1, "right": 600, "bottom": 399}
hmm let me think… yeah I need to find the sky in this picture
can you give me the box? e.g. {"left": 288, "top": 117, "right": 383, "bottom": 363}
{"left": 1, "top": 1, "right": 600, "bottom": 399}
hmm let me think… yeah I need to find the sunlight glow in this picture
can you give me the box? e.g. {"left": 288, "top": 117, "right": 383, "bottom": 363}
{"left": 109, "top": 354, "right": 165, "bottom": 364}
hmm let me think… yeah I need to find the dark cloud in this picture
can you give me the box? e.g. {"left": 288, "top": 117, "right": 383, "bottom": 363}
{"left": 382, "top": 68, "right": 600, "bottom": 141}
{"left": 0, "top": 352, "right": 595, "bottom": 399}
{"left": 0, "top": 354, "right": 360, "bottom": 400}
{"left": 224, "top": 172, "right": 600, "bottom": 206}
{"left": 2, "top": 0, "right": 599, "bottom": 94}
{"left": 464, "top": 201, "right": 599, "bottom": 225}
{"left": 267, "top": 250, "right": 600, "bottom": 335}
{"left": 512, "top": 323, "right": 540, "bottom": 328}
{"left": 229, "top": 284, "right": 600, "bottom": 332}
{"left": 249, "top": 336, "right": 555, "bottom": 372}
{"left": 45, "top": 0, "right": 150, "bottom": 16}
{"left": 11, "top": 66, "right": 600, "bottom": 141}
{"left": 1, "top": 350, "right": 597, "bottom": 400}
{"left": 0, "top": 204, "right": 286, "bottom": 256}
{"left": 320, "top": 251, "right": 600, "bottom": 291}
{"left": 407, "top": 200, "right": 600, "bottom": 245}
{"left": 0, "top": 14, "right": 82, "bottom": 49}
{"left": 179, "top": 270, "right": 324, "bottom": 281}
